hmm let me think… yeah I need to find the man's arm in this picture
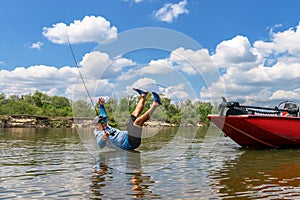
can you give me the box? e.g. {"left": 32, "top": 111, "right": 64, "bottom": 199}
{"left": 98, "top": 97, "right": 107, "bottom": 119}
{"left": 97, "top": 131, "right": 109, "bottom": 149}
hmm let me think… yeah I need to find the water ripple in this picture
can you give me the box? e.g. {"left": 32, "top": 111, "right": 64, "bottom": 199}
{"left": 1, "top": 128, "right": 300, "bottom": 199}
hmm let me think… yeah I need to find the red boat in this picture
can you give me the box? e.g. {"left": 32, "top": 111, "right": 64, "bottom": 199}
{"left": 208, "top": 98, "right": 300, "bottom": 148}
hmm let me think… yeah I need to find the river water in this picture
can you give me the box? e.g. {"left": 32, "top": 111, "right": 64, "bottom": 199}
{"left": 1, "top": 127, "right": 300, "bottom": 199}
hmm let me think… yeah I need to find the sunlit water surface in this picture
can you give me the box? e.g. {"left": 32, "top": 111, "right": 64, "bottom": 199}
{"left": 1, "top": 127, "right": 300, "bottom": 199}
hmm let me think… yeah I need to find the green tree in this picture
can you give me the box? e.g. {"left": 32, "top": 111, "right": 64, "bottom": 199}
{"left": 52, "top": 96, "right": 71, "bottom": 109}
{"left": 197, "top": 102, "right": 213, "bottom": 125}
{"left": 0, "top": 91, "right": 214, "bottom": 126}
{"left": 72, "top": 99, "right": 94, "bottom": 117}
{"left": 181, "top": 99, "right": 197, "bottom": 124}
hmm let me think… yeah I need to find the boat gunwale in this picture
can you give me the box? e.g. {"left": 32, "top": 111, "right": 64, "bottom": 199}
{"left": 208, "top": 114, "right": 300, "bottom": 120}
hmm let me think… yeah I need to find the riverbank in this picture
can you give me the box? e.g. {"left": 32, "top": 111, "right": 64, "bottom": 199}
{"left": 0, "top": 114, "right": 206, "bottom": 128}
{"left": 0, "top": 115, "right": 74, "bottom": 128}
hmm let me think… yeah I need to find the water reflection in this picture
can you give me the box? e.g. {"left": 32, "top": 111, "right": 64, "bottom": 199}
{"left": 0, "top": 128, "right": 91, "bottom": 199}
{"left": 91, "top": 150, "right": 159, "bottom": 199}
{"left": 2, "top": 127, "right": 300, "bottom": 199}
{"left": 210, "top": 149, "right": 300, "bottom": 199}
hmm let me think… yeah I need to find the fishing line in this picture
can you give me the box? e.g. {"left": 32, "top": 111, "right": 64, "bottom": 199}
{"left": 65, "top": 30, "right": 99, "bottom": 115}
{"left": 66, "top": 31, "right": 103, "bottom": 167}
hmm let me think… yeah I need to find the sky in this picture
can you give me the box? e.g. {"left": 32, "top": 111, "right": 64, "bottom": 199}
{"left": 1, "top": 0, "right": 300, "bottom": 107}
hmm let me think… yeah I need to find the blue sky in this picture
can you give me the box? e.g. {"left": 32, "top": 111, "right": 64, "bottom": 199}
{"left": 1, "top": 0, "right": 300, "bottom": 106}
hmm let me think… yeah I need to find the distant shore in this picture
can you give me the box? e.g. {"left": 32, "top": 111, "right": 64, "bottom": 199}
{"left": 0, "top": 114, "right": 206, "bottom": 128}
{"left": 0, "top": 114, "right": 74, "bottom": 128}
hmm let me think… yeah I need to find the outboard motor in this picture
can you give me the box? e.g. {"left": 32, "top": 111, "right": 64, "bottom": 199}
{"left": 219, "top": 97, "right": 248, "bottom": 116}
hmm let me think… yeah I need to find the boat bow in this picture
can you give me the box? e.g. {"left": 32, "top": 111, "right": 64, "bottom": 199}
{"left": 208, "top": 99, "right": 300, "bottom": 148}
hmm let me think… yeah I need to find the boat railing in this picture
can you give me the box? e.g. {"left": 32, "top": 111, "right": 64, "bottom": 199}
{"left": 219, "top": 98, "right": 299, "bottom": 117}
{"left": 243, "top": 107, "right": 281, "bottom": 116}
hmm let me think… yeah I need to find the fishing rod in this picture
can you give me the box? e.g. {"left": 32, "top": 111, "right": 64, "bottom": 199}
{"left": 66, "top": 31, "right": 116, "bottom": 136}
{"left": 65, "top": 31, "right": 99, "bottom": 115}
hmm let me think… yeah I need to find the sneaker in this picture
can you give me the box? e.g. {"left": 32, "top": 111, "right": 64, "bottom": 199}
{"left": 133, "top": 88, "right": 148, "bottom": 96}
{"left": 152, "top": 92, "right": 162, "bottom": 105}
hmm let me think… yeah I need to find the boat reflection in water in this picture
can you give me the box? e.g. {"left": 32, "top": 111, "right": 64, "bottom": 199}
{"left": 90, "top": 150, "right": 159, "bottom": 199}
{"left": 209, "top": 149, "right": 300, "bottom": 199}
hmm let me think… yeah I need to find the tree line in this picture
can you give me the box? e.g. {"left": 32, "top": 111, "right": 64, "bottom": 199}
{"left": 0, "top": 91, "right": 217, "bottom": 125}
{"left": 0, "top": 91, "right": 72, "bottom": 117}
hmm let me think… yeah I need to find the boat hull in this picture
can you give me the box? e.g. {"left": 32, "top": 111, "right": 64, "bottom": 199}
{"left": 208, "top": 115, "right": 300, "bottom": 148}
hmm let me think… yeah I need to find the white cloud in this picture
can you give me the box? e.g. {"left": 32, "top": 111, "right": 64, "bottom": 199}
{"left": 0, "top": 65, "right": 78, "bottom": 97}
{"left": 202, "top": 23, "right": 300, "bottom": 105}
{"left": 154, "top": 0, "right": 188, "bottom": 23}
{"left": 46, "top": 88, "right": 59, "bottom": 96}
{"left": 79, "top": 51, "right": 136, "bottom": 79}
{"left": 80, "top": 51, "right": 112, "bottom": 78}
{"left": 0, "top": 63, "right": 116, "bottom": 100}
{"left": 132, "top": 77, "right": 157, "bottom": 88}
{"left": 254, "top": 22, "right": 300, "bottom": 57}
{"left": 110, "top": 57, "right": 136, "bottom": 73}
{"left": 4, "top": 19, "right": 300, "bottom": 107}
{"left": 170, "top": 47, "right": 213, "bottom": 74}
{"left": 30, "top": 41, "right": 43, "bottom": 50}
{"left": 125, "top": 77, "right": 157, "bottom": 94}
{"left": 270, "top": 89, "right": 300, "bottom": 101}
{"left": 119, "top": 47, "right": 214, "bottom": 82}
{"left": 212, "top": 35, "right": 262, "bottom": 70}
{"left": 201, "top": 59, "right": 300, "bottom": 105}
{"left": 271, "top": 22, "right": 300, "bottom": 56}
{"left": 159, "top": 83, "right": 190, "bottom": 100}
{"left": 68, "top": 78, "right": 114, "bottom": 100}
{"left": 42, "top": 15, "right": 117, "bottom": 44}
{"left": 118, "top": 58, "right": 174, "bottom": 81}
{"left": 124, "top": 78, "right": 190, "bottom": 101}
{"left": 140, "top": 59, "right": 174, "bottom": 74}
{"left": 0, "top": 49, "right": 137, "bottom": 100}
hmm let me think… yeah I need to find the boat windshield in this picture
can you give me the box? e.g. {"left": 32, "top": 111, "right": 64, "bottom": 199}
{"left": 277, "top": 101, "right": 298, "bottom": 110}
{"left": 277, "top": 100, "right": 299, "bottom": 117}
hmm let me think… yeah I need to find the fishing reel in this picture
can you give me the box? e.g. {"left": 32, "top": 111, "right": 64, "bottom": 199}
{"left": 108, "top": 129, "right": 116, "bottom": 136}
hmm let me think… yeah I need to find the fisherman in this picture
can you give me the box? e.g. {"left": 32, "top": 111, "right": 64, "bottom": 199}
{"left": 93, "top": 88, "right": 162, "bottom": 150}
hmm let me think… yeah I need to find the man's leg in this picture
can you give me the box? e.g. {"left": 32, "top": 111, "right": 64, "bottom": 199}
{"left": 131, "top": 88, "right": 148, "bottom": 117}
{"left": 131, "top": 94, "right": 147, "bottom": 118}
{"left": 126, "top": 91, "right": 161, "bottom": 150}
{"left": 134, "top": 92, "right": 161, "bottom": 127}
{"left": 134, "top": 102, "right": 160, "bottom": 127}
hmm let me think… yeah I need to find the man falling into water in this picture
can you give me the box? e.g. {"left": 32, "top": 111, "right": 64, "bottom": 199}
{"left": 93, "top": 88, "right": 162, "bottom": 150}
